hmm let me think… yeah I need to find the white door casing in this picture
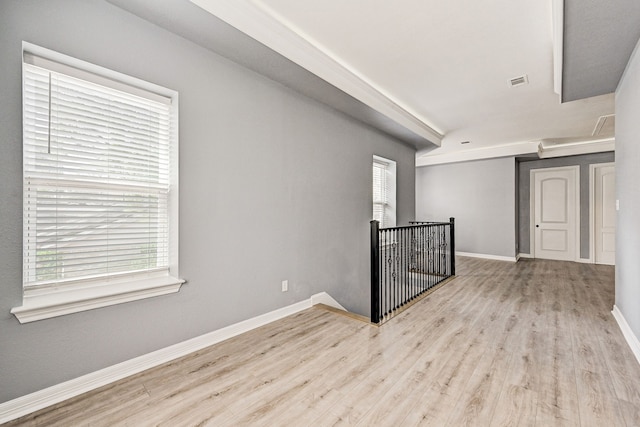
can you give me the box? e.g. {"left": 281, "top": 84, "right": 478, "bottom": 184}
{"left": 591, "top": 163, "right": 616, "bottom": 265}
{"left": 531, "top": 166, "right": 580, "bottom": 261}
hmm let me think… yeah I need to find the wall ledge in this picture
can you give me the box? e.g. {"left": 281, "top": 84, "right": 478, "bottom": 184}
{"left": 612, "top": 305, "right": 640, "bottom": 366}
{"left": 0, "top": 292, "right": 343, "bottom": 424}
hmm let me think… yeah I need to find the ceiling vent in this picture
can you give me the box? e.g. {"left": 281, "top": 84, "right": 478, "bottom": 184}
{"left": 592, "top": 114, "right": 615, "bottom": 136}
{"left": 509, "top": 74, "right": 529, "bottom": 88}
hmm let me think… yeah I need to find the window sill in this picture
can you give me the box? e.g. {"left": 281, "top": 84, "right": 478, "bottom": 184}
{"left": 11, "top": 274, "right": 185, "bottom": 323}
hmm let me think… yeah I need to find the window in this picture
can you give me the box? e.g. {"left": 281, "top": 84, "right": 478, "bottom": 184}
{"left": 373, "top": 155, "right": 396, "bottom": 228}
{"left": 12, "top": 43, "right": 182, "bottom": 323}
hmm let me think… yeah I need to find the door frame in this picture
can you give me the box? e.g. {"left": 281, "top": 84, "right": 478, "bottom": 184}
{"left": 589, "top": 162, "right": 615, "bottom": 265}
{"left": 529, "top": 165, "right": 580, "bottom": 261}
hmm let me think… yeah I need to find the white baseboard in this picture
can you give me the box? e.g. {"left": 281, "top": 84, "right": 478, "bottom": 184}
{"left": 516, "top": 253, "right": 594, "bottom": 264}
{"left": 456, "top": 251, "right": 518, "bottom": 263}
{"left": 310, "top": 292, "right": 346, "bottom": 311}
{"left": 0, "top": 292, "right": 340, "bottom": 424}
{"left": 612, "top": 305, "right": 640, "bottom": 366}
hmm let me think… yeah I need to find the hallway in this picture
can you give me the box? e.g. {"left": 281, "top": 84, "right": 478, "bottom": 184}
{"left": 6, "top": 257, "right": 640, "bottom": 426}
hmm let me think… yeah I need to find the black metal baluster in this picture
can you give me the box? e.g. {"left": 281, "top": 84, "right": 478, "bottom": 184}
{"left": 370, "top": 219, "right": 455, "bottom": 324}
{"left": 386, "top": 229, "right": 390, "bottom": 317}
{"left": 380, "top": 229, "right": 384, "bottom": 319}
{"left": 437, "top": 224, "right": 441, "bottom": 276}
{"left": 403, "top": 227, "right": 407, "bottom": 305}
{"left": 383, "top": 229, "right": 387, "bottom": 319}
{"left": 393, "top": 229, "right": 397, "bottom": 312}
{"left": 380, "top": 229, "right": 383, "bottom": 320}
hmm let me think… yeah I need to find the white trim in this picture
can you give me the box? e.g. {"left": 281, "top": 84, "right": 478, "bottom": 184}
{"left": 188, "top": 0, "right": 442, "bottom": 145}
{"left": 416, "top": 138, "right": 615, "bottom": 167}
{"left": 529, "top": 166, "right": 580, "bottom": 262}
{"left": 589, "top": 163, "right": 596, "bottom": 264}
{"left": 517, "top": 252, "right": 534, "bottom": 259}
{"left": 373, "top": 155, "right": 397, "bottom": 228}
{"left": 416, "top": 141, "right": 538, "bottom": 167}
{"left": 589, "top": 162, "right": 616, "bottom": 265}
{"left": 537, "top": 138, "right": 615, "bottom": 159}
{"left": 0, "top": 292, "right": 341, "bottom": 423}
{"left": 22, "top": 41, "right": 176, "bottom": 102}
{"left": 310, "top": 292, "right": 346, "bottom": 311}
{"left": 18, "top": 42, "right": 182, "bottom": 323}
{"left": 11, "top": 275, "right": 185, "bottom": 323}
{"left": 552, "top": 0, "right": 564, "bottom": 97}
{"left": 456, "top": 251, "right": 518, "bottom": 262}
{"left": 612, "top": 305, "right": 640, "bottom": 365}
{"left": 577, "top": 258, "right": 592, "bottom": 264}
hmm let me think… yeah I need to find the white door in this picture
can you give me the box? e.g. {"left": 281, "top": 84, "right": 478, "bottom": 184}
{"left": 594, "top": 164, "right": 616, "bottom": 265}
{"left": 531, "top": 166, "right": 579, "bottom": 261}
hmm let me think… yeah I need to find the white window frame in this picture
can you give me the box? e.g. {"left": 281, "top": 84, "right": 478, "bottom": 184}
{"left": 373, "top": 155, "right": 397, "bottom": 228}
{"left": 12, "top": 42, "right": 183, "bottom": 323}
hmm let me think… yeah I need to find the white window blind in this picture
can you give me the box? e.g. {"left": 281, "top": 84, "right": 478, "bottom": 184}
{"left": 373, "top": 159, "right": 389, "bottom": 227}
{"left": 23, "top": 59, "right": 173, "bottom": 290}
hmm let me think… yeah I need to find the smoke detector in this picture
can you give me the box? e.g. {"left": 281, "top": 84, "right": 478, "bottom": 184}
{"left": 509, "top": 74, "right": 529, "bottom": 88}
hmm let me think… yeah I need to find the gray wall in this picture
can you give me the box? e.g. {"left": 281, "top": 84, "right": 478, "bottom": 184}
{"left": 416, "top": 157, "right": 516, "bottom": 258}
{"left": 615, "top": 38, "right": 640, "bottom": 343}
{"left": 0, "top": 0, "right": 416, "bottom": 403}
{"left": 517, "top": 152, "right": 615, "bottom": 258}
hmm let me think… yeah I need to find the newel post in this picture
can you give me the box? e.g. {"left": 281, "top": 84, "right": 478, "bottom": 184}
{"left": 370, "top": 220, "right": 380, "bottom": 324}
{"left": 449, "top": 217, "right": 456, "bottom": 276}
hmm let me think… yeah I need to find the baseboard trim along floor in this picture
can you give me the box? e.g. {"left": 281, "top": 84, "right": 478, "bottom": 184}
{"left": 0, "top": 292, "right": 345, "bottom": 424}
{"left": 456, "top": 251, "right": 518, "bottom": 262}
{"left": 612, "top": 305, "right": 640, "bottom": 365}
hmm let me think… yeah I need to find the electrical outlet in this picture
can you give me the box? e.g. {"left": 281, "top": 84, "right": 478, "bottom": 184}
{"left": 281, "top": 280, "right": 288, "bottom": 292}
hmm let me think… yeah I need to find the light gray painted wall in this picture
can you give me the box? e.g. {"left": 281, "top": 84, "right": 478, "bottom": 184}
{"left": 416, "top": 157, "right": 516, "bottom": 258}
{"left": 0, "top": 0, "right": 415, "bottom": 403}
{"left": 517, "top": 152, "right": 615, "bottom": 258}
{"left": 615, "top": 37, "right": 640, "bottom": 343}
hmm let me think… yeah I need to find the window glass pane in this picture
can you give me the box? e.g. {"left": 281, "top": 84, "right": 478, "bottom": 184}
{"left": 23, "top": 59, "right": 173, "bottom": 288}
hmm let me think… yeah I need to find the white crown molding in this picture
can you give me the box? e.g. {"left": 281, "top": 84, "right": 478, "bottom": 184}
{"left": 189, "top": 0, "right": 443, "bottom": 145}
{"left": 417, "top": 137, "right": 616, "bottom": 167}
{"left": 612, "top": 305, "right": 640, "bottom": 365}
{"left": 417, "top": 141, "right": 539, "bottom": 167}
{"left": 0, "top": 292, "right": 343, "bottom": 424}
{"left": 538, "top": 138, "right": 615, "bottom": 159}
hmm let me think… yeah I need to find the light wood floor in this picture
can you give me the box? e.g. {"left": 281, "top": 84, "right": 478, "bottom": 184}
{"left": 5, "top": 257, "right": 640, "bottom": 426}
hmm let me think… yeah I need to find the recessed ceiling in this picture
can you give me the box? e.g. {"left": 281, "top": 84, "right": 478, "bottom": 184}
{"left": 111, "top": 0, "right": 638, "bottom": 162}
{"left": 189, "top": 0, "right": 620, "bottom": 161}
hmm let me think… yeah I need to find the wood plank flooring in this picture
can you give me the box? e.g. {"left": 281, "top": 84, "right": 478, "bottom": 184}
{"left": 5, "top": 257, "right": 640, "bottom": 426}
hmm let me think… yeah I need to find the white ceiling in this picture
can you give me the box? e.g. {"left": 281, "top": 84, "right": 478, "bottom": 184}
{"left": 190, "top": 0, "right": 615, "bottom": 162}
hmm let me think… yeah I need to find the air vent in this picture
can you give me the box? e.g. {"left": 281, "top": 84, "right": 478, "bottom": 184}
{"left": 592, "top": 114, "right": 615, "bottom": 136}
{"left": 509, "top": 74, "right": 529, "bottom": 88}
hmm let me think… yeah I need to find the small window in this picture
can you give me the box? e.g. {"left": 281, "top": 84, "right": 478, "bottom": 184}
{"left": 373, "top": 155, "right": 396, "bottom": 228}
{"left": 12, "top": 43, "right": 183, "bottom": 323}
